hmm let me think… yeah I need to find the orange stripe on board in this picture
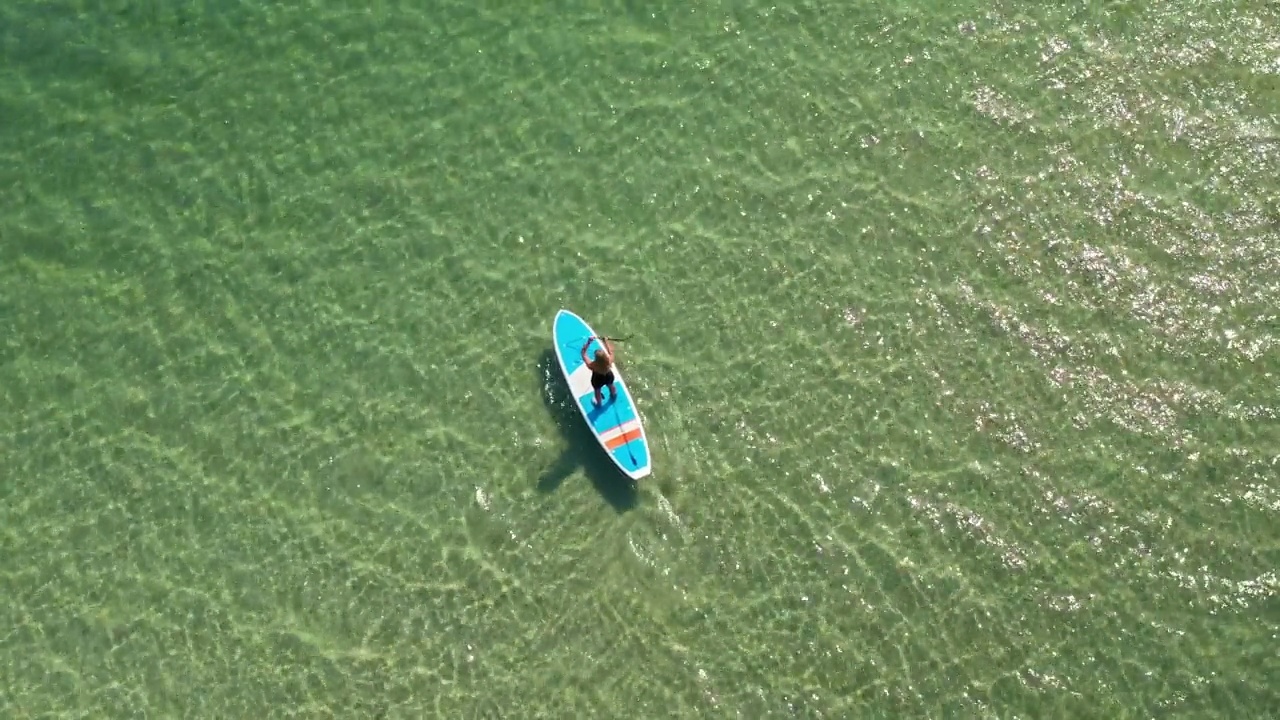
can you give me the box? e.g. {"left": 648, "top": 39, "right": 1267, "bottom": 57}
{"left": 605, "top": 427, "right": 643, "bottom": 450}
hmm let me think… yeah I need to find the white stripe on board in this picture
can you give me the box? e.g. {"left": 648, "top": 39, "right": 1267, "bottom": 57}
{"left": 600, "top": 419, "right": 642, "bottom": 442}
{"left": 566, "top": 364, "right": 596, "bottom": 399}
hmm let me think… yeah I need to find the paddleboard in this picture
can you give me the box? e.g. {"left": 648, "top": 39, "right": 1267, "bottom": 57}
{"left": 551, "top": 308, "right": 652, "bottom": 480}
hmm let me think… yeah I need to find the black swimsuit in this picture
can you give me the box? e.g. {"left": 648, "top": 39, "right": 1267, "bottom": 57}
{"left": 591, "top": 369, "right": 615, "bottom": 390}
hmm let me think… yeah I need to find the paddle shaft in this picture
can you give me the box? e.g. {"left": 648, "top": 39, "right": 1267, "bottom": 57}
{"left": 576, "top": 335, "right": 630, "bottom": 349}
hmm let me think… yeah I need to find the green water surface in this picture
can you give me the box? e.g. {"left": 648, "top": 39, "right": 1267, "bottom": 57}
{"left": 2, "top": 1, "right": 1278, "bottom": 717}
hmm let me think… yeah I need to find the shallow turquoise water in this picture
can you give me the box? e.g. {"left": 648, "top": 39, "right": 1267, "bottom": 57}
{"left": 2, "top": 1, "right": 1278, "bottom": 717}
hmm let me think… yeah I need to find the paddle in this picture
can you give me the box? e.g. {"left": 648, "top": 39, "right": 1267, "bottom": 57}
{"left": 560, "top": 335, "right": 628, "bottom": 357}
{"left": 573, "top": 335, "right": 631, "bottom": 347}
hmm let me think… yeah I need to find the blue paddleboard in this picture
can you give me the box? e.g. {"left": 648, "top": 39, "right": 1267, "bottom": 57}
{"left": 551, "top": 309, "right": 652, "bottom": 480}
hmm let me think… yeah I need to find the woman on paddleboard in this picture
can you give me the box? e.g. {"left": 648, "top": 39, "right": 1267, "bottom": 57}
{"left": 581, "top": 336, "right": 616, "bottom": 406}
